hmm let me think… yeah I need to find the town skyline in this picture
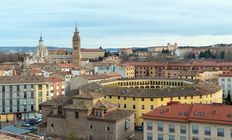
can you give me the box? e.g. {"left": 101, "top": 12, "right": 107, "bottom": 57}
{"left": 1, "top": 0, "right": 232, "bottom": 48}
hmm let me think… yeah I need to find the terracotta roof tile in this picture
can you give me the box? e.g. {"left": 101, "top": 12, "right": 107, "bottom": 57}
{"left": 143, "top": 102, "right": 232, "bottom": 125}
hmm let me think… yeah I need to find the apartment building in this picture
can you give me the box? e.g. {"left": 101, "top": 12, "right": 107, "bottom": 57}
{"left": 47, "top": 77, "right": 65, "bottom": 99}
{"left": 142, "top": 102, "right": 232, "bottom": 140}
{"left": 0, "top": 76, "right": 50, "bottom": 124}
{"left": 124, "top": 60, "right": 232, "bottom": 79}
{"left": 218, "top": 72, "right": 232, "bottom": 100}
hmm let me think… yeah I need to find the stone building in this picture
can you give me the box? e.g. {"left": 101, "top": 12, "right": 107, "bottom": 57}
{"left": 41, "top": 92, "right": 135, "bottom": 140}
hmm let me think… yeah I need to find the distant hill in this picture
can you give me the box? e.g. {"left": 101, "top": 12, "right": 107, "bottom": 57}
{"left": 0, "top": 46, "right": 72, "bottom": 53}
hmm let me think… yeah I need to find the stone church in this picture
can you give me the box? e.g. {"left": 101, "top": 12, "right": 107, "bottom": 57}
{"left": 24, "top": 26, "right": 105, "bottom": 66}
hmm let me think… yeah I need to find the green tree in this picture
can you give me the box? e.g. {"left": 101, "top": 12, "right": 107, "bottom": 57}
{"left": 226, "top": 94, "right": 231, "bottom": 103}
{"left": 220, "top": 51, "right": 225, "bottom": 59}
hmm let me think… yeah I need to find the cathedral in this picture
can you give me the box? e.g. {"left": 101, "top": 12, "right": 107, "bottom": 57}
{"left": 24, "top": 26, "right": 105, "bottom": 66}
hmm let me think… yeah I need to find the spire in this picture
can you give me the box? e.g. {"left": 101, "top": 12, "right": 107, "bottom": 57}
{"left": 75, "top": 23, "right": 78, "bottom": 32}
{"left": 39, "top": 33, "right": 43, "bottom": 41}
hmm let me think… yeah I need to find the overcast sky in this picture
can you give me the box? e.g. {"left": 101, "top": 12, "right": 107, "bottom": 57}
{"left": 1, "top": 0, "right": 232, "bottom": 48}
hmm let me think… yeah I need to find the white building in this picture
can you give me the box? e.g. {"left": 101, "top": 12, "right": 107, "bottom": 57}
{"left": 218, "top": 72, "right": 232, "bottom": 100}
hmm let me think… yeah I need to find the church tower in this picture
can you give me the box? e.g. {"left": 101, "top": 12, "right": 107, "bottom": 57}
{"left": 72, "top": 24, "right": 81, "bottom": 67}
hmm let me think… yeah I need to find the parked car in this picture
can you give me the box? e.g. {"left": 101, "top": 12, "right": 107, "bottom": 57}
{"left": 21, "top": 122, "right": 31, "bottom": 127}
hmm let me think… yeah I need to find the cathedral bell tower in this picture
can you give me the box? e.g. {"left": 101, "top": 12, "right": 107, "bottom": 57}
{"left": 72, "top": 24, "right": 81, "bottom": 67}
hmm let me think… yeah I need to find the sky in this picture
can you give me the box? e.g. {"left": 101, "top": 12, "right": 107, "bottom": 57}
{"left": 1, "top": 0, "right": 232, "bottom": 48}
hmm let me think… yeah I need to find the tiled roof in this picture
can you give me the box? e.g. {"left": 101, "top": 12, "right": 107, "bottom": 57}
{"left": 57, "top": 63, "right": 79, "bottom": 69}
{"left": 93, "top": 100, "right": 115, "bottom": 110}
{"left": 142, "top": 102, "right": 232, "bottom": 125}
{"left": 41, "top": 96, "right": 72, "bottom": 106}
{"left": 73, "top": 92, "right": 104, "bottom": 99}
{"left": 218, "top": 72, "right": 232, "bottom": 77}
{"left": 80, "top": 79, "right": 220, "bottom": 98}
{"left": 0, "top": 75, "right": 48, "bottom": 84}
{"left": 63, "top": 101, "right": 93, "bottom": 111}
{"left": 88, "top": 109, "right": 134, "bottom": 122}
{"left": 81, "top": 48, "right": 105, "bottom": 52}
{"left": 47, "top": 77, "right": 64, "bottom": 83}
{"left": 80, "top": 73, "right": 120, "bottom": 81}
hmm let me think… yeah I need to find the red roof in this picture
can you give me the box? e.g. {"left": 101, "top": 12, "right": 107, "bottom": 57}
{"left": 142, "top": 102, "right": 232, "bottom": 125}
{"left": 218, "top": 72, "right": 232, "bottom": 77}
{"left": 47, "top": 77, "right": 64, "bottom": 83}
{"left": 81, "top": 48, "right": 105, "bottom": 52}
{"left": 57, "top": 63, "right": 79, "bottom": 69}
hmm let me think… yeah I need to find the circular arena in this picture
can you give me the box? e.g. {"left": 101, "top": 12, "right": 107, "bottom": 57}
{"left": 79, "top": 78, "right": 222, "bottom": 126}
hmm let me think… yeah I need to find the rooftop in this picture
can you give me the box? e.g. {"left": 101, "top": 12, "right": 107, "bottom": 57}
{"left": 0, "top": 75, "right": 47, "bottom": 84}
{"left": 79, "top": 79, "right": 220, "bottom": 98}
{"left": 88, "top": 109, "right": 134, "bottom": 122}
{"left": 142, "top": 102, "right": 232, "bottom": 125}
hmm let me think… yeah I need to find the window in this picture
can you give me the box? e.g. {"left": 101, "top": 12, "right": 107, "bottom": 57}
{"left": 118, "top": 96, "right": 120, "bottom": 99}
{"left": 106, "top": 134, "right": 110, "bottom": 139}
{"left": 31, "top": 92, "right": 34, "bottom": 98}
{"left": 147, "top": 121, "right": 152, "bottom": 130}
{"left": 118, "top": 103, "right": 120, "bottom": 108}
{"left": 169, "top": 135, "right": 175, "bottom": 140}
{"left": 180, "top": 136, "right": 186, "bottom": 140}
{"left": 109, "top": 96, "right": 112, "bottom": 99}
{"left": 89, "top": 124, "right": 93, "bottom": 130}
{"left": 230, "top": 129, "right": 232, "bottom": 138}
{"left": 141, "top": 98, "right": 144, "bottom": 101}
{"left": 169, "top": 124, "right": 175, "bottom": 133}
{"left": 150, "top": 105, "right": 154, "bottom": 110}
{"left": 204, "top": 138, "right": 211, "bottom": 140}
{"left": 124, "top": 96, "right": 126, "bottom": 100}
{"left": 158, "top": 123, "right": 163, "bottom": 132}
{"left": 133, "top": 97, "right": 136, "bottom": 101}
{"left": 178, "top": 96, "right": 181, "bottom": 100}
{"left": 124, "top": 104, "right": 127, "bottom": 108}
{"left": 161, "top": 97, "right": 163, "bottom": 101}
{"left": 38, "top": 85, "right": 42, "bottom": 90}
{"left": 217, "top": 128, "right": 224, "bottom": 137}
{"left": 141, "top": 105, "right": 145, "bottom": 109}
{"left": 204, "top": 127, "right": 211, "bottom": 136}
{"left": 106, "top": 126, "right": 110, "bottom": 132}
{"left": 158, "top": 134, "right": 163, "bottom": 140}
{"left": 150, "top": 98, "right": 153, "bottom": 101}
{"left": 24, "top": 85, "right": 27, "bottom": 89}
{"left": 180, "top": 125, "right": 186, "bottom": 134}
{"left": 75, "top": 112, "right": 79, "bottom": 119}
{"left": 133, "top": 104, "right": 136, "bottom": 109}
{"left": 192, "top": 137, "right": 198, "bottom": 140}
{"left": 192, "top": 125, "right": 198, "bottom": 134}
{"left": 147, "top": 132, "right": 152, "bottom": 140}
{"left": 24, "top": 92, "right": 27, "bottom": 98}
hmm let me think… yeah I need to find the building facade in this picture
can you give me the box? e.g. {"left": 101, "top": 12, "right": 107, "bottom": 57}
{"left": 0, "top": 76, "right": 50, "bottom": 124}
{"left": 41, "top": 92, "right": 135, "bottom": 140}
{"left": 143, "top": 102, "right": 232, "bottom": 140}
{"left": 79, "top": 78, "right": 223, "bottom": 126}
{"left": 218, "top": 72, "right": 232, "bottom": 100}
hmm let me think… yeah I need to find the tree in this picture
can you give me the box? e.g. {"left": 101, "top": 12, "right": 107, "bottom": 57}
{"left": 226, "top": 94, "right": 231, "bottom": 103}
{"left": 99, "top": 46, "right": 102, "bottom": 49}
{"left": 220, "top": 51, "right": 225, "bottom": 59}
